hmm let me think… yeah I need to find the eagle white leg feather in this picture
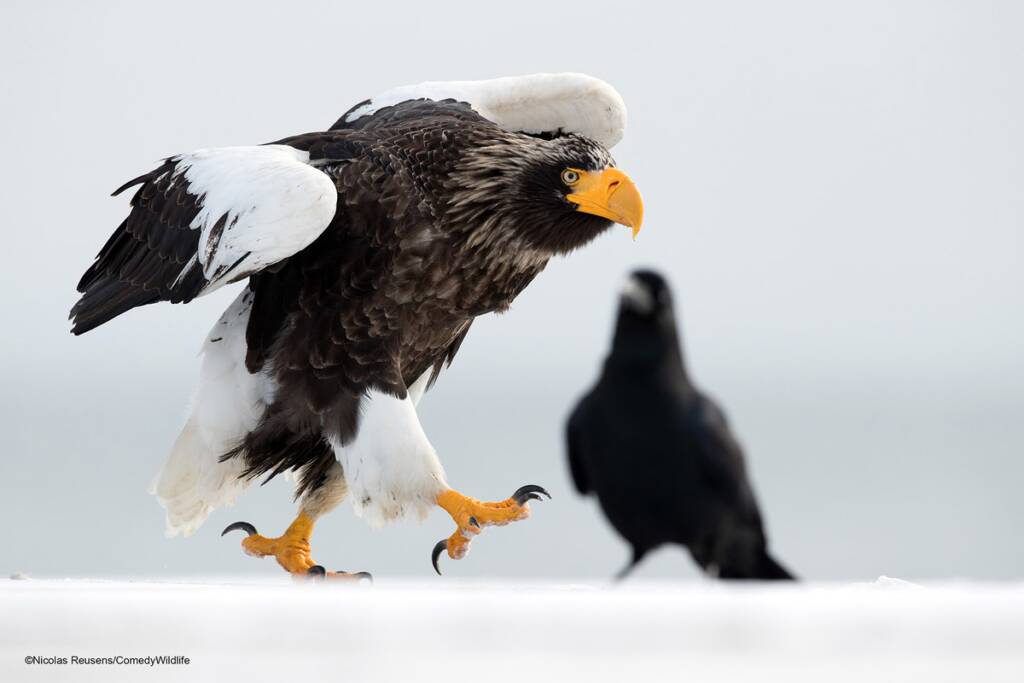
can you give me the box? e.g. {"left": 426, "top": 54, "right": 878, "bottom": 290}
{"left": 150, "top": 290, "right": 276, "bottom": 536}
{"left": 297, "top": 461, "right": 348, "bottom": 520}
{"left": 152, "top": 290, "right": 443, "bottom": 534}
{"left": 329, "top": 372, "right": 447, "bottom": 528}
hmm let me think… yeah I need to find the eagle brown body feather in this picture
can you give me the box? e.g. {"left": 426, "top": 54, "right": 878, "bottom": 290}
{"left": 73, "top": 99, "right": 614, "bottom": 499}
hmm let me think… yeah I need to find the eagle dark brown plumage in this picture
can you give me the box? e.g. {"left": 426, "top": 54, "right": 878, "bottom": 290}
{"left": 71, "top": 74, "right": 644, "bottom": 578}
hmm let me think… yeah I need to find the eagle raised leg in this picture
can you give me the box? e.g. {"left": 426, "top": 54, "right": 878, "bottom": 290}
{"left": 72, "top": 73, "right": 643, "bottom": 579}
{"left": 432, "top": 485, "right": 551, "bottom": 574}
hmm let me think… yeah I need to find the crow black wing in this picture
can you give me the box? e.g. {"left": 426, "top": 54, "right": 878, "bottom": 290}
{"left": 689, "top": 394, "right": 763, "bottom": 526}
{"left": 566, "top": 396, "right": 593, "bottom": 495}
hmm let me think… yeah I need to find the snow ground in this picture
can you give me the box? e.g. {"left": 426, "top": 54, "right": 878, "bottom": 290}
{"left": 2, "top": 577, "right": 1022, "bottom": 682}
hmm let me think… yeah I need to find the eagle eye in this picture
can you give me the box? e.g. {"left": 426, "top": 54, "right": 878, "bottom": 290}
{"left": 561, "top": 169, "right": 581, "bottom": 186}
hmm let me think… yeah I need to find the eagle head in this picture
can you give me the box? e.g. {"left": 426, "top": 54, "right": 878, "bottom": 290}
{"left": 447, "top": 133, "right": 644, "bottom": 257}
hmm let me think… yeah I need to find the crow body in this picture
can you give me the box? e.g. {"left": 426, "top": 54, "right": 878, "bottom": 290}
{"left": 567, "top": 270, "right": 795, "bottom": 580}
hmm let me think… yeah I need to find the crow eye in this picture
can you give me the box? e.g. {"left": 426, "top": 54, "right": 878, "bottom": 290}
{"left": 561, "top": 169, "right": 581, "bottom": 185}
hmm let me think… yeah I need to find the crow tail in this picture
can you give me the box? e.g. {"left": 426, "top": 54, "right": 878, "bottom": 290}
{"left": 757, "top": 551, "right": 797, "bottom": 580}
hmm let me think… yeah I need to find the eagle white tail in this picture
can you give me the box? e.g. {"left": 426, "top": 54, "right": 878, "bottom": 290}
{"left": 150, "top": 290, "right": 274, "bottom": 536}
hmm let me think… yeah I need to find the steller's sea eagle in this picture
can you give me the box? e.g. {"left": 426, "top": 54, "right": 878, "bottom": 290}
{"left": 71, "top": 73, "right": 643, "bottom": 579}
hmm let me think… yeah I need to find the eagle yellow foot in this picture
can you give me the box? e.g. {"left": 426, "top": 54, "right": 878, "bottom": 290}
{"left": 432, "top": 485, "right": 551, "bottom": 574}
{"left": 221, "top": 515, "right": 371, "bottom": 583}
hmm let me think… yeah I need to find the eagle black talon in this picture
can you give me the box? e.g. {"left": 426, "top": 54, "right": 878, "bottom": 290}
{"left": 468, "top": 516, "right": 480, "bottom": 529}
{"left": 512, "top": 484, "right": 551, "bottom": 506}
{"left": 431, "top": 539, "right": 448, "bottom": 576}
{"left": 221, "top": 521, "right": 258, "bottom": 537}
{"left": 307, "top": 565, "right": 326, "bottom": 579}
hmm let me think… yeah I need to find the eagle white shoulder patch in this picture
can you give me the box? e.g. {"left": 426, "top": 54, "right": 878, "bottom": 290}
{"left": 345, "top": 73, "right": 627, "bottom": 149}
{"left": 172, "top": 145, "right": 338, "bottom": 293}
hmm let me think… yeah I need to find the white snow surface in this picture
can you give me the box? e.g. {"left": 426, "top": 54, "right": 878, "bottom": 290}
{"left": 3, "top": 577, "right": 1023, "bottom": 682}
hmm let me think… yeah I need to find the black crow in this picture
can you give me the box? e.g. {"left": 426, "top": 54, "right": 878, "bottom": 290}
{"left": 566, "top": 270, "right": 795, "bottom": 580}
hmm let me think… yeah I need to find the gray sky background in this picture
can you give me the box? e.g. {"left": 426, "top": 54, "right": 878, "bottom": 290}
{"left": 0, "top": 0, "right": 1021, "bottom": 581}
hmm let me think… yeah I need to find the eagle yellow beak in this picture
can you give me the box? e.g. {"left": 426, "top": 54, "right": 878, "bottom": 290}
{"left": 567, "top": 167, "right": 644, "bottom": 238}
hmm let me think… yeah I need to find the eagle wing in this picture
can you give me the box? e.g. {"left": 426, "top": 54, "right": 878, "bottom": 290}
{"left": 70, "top": 145, "right": 338, "bottom": 334}
{"left": 332, "top": 72, "right": 627, "bottom": 148}
{"left": 72, "top": 73, "right": 628, "bottom": 335}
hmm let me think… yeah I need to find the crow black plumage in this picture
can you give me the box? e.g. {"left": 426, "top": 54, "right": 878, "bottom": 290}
{"left": 567, "top": 270, "right": 796, "bottom": 580}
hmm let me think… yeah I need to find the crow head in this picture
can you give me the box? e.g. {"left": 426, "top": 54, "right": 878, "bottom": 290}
{"left": 611, "top": 269, "right": 684, "bottom": 367}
